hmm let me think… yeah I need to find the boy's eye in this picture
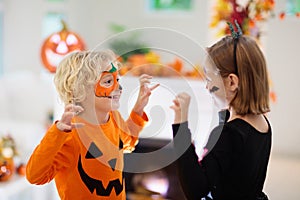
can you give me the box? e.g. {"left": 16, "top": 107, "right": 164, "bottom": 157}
{"left": 100, "top": 78, "right": 114, "bottom": 88}
{"left": 105, "top": 80, "right": 112, "bottom": 84}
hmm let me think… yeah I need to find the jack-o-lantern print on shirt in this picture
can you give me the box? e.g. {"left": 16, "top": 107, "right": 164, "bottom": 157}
{"left": 41, "top": 20, "right": 86, "bottom": 73}
{"left": 74, "top": 113, "right": 126, "bottom": 198}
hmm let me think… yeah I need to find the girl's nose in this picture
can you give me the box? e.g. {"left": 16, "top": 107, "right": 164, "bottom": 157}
{"left": 205, "top": 83, "right": 209, "bottom": 90}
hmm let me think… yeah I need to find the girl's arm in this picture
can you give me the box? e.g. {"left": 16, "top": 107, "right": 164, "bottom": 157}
{"left": 172, "top": 122, "right": 210, "bottom": 199}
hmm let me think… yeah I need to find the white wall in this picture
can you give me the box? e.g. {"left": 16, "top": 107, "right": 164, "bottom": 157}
{"left": 1, "top": 0, "right": 300, "bottom": 156}
{"left": 264, "top": 0, "right": 300, "bottom": 156}
{"left": 2, "top": 0, "right": 210, "bottom": 74}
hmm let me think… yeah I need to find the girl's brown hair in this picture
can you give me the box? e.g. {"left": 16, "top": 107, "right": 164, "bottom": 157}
{"left": 207, "top": 35, "right": 270, "bottom": 115}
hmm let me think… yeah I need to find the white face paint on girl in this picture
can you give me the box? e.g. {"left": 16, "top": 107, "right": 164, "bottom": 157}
{"left": 204, "top": 58, "right": 228, "bottom": 110}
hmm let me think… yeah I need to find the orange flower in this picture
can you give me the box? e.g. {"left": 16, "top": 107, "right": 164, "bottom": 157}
{"left": 279, "top": 12, "right": 286, "bottom": 20}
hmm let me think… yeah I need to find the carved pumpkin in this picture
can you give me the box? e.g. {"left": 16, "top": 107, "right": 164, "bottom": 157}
{"left": 41, "top": 20, "right": 86, "bottom": 73}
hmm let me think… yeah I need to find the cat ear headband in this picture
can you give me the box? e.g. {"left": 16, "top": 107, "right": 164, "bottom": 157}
{"left": 227, "top": 19, "right": 243, "bottom": 75}
{"left": 227, "top": 19, "right": 243, "bottom": 39}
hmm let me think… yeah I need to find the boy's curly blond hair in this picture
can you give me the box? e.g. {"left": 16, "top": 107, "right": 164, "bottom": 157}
{"left": 54, "top": 50, "right": 119, "bottom": 105}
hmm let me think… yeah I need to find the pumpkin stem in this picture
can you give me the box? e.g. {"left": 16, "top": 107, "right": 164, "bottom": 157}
{"left": 61, "top": 19, "right": 68, "bottom": 31}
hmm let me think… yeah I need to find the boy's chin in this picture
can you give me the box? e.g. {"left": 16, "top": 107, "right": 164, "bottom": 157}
{"left": 111, "top": 103, "right": 120, "bottom": 110}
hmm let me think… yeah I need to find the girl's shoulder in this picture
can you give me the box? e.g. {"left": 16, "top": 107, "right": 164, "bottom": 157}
{"left": 226, "top": 116, "right": 271, "bottom": 135}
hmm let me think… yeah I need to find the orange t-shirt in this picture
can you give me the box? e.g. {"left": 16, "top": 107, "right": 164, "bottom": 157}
{"left": 26, "top": 111, "right": 148, "bottom": 200}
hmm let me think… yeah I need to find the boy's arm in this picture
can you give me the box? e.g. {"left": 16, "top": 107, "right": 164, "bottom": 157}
{"left": 115, "top": 74, "right": 158, "bottom": 151}
{"left": 26, "top": 123, "right": 75, "bottom": 185}
{"left": 125, "top": 111, "right": 148, "bottom": 137}
{"left": 131, "top": 74, "right": 159, "bottom": 116}
{"left": 112, "top": 110, "right": 148, "bottom": 152}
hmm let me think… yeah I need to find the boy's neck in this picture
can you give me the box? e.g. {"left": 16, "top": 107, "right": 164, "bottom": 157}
{"left": 78, "top": 106, "right": 110, "bottom": 125}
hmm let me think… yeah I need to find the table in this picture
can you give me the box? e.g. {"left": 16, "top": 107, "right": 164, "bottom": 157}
{"left": 0, "top": 175, "right": 58, "bottom": 200}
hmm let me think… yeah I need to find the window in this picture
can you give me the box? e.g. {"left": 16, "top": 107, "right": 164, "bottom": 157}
{"left": 148, "top": 0, "right": 193, "bottom": 12}
{"left": 0, "top": 3, "right": 3, "bottom": 76}
{"left": 286, "top": 0, "right": 300, "bottom": 16}
{"left": 42, "top": 12, "right": 66, "bottom": 38}
{"left": 46, "top": 0, "right": 65, "bottom": 2}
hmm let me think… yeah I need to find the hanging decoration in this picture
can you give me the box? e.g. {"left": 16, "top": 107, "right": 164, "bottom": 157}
{"left": 279, "top": 0, "right": 300, "bottom": 20}
{"left": 210, "top": 0, "right": 275, "bottom": 40}
{"left": 40, "top": 20, "right": 86, "bottom": 73}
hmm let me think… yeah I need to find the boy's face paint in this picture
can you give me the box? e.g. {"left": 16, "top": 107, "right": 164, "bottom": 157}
{"left": 94, "top": 71, "right": 120, "bottom": 98}
{"left": 94, "top": 62, "right": 122, "bottom": 98}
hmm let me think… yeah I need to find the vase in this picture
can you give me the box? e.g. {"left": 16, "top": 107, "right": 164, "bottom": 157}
{"left": 0, "top": 158, "right": 15, "bottom": 181}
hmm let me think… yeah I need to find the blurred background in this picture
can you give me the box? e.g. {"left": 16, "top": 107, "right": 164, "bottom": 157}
{"left": 0, "top": 0, "right": 299, "bottom": 199}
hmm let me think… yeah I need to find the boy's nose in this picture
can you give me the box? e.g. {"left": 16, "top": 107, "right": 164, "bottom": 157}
{"left": 118, "top": 84, "right": 122, "bottom": 91}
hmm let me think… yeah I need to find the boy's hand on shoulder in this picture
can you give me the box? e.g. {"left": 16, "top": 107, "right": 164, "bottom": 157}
{"left": 56, "top": 104, "right": 85, "bottom": 132}
{"left": 133, "top": 74, "right": 160, "bottom": 116}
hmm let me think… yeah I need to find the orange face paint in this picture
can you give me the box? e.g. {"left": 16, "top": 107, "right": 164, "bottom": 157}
{"left": 94, "top": 63, "right": 120, "bottom": 98}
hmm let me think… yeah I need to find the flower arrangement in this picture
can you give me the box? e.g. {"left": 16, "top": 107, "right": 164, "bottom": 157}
{"left": 108, "top": 24, "right": 205, "bottom": 79}
{"left": 210, "top": 0, "right": 275, "bottom": 40}
{"left": 0, "top": 134, "right": 18, "bottom": 162}
{"left": 210, "top": 0, "right": 277, "bottom": 103}
{"left": 0, "top": 134, "right": 18, "bottom": 181}
{"left": 117, "top": 51, "right": 204, "bottom": 79}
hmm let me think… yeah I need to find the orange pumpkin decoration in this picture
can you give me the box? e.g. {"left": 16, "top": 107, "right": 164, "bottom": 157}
{"left": 16, "top": 163, "right": 26, "bottom": 176}
{"left": 0, "top": 158, "right": 14, "bottom": 182}
{"left": 41, "top": 20, "right": 86, "bottom": 73}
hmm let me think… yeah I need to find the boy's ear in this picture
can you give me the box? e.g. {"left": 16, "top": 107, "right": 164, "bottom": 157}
{"left": 227, "top": 73, "right": 239, "bottom": 91}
